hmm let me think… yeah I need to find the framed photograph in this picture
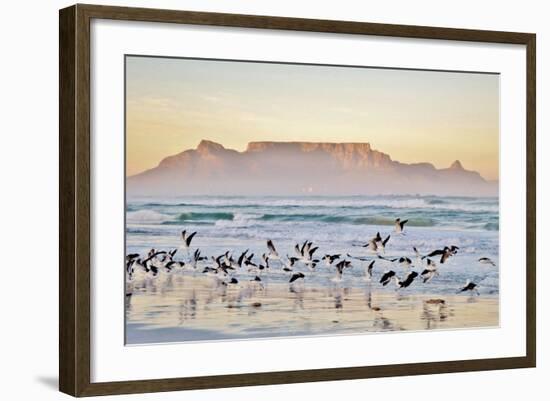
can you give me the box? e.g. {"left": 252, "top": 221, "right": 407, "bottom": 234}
{"left": 59, "top": 4, "right": 536, "bottom": 397}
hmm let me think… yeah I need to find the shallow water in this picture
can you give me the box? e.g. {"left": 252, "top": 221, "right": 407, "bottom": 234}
{"left": 126, "top": 274, "right": 498, "bottom": 344}
{"left": 125, "top": 195, "right": 499, "bottom": 343}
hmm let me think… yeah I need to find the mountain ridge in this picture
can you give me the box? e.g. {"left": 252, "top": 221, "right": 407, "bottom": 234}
{"left": 127, "top": 140, "right": 497, "bottom": 197}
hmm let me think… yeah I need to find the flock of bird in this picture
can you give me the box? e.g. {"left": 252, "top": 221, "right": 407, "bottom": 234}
{"left": 126, "top": 218, "right": 497, "bottom": 296}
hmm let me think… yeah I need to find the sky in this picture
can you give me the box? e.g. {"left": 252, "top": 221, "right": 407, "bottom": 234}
{"left": 126, "top": 56, "right": 499, "bottom": 180}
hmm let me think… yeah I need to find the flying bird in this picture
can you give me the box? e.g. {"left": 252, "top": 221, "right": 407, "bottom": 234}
{"left": 398, "top": 256, "right": 413, "bottom": 269}
{"left": 458, "top": 281, "right": 480, "bottom": 295}
{"left": 322, "top": 254, "right": 341, "bottom": 266}
{"left": 237, "top": 249, "right": 249, "bottom": 268}
{"left": 420, "top": 259, "right": 438, "bottom": 283}
{"left": 394, "top": 271, "right": 419, "bottom": 289}
{"left": 361, "top": 232, "right": 390, "bottom": 253}
{"left": 190, "top": 249, "right": 207, "bottom": 269}
{"left": 295, "top": 240, "right": 311, "bottom": 258}
{"left": 142, "top": 250, "right": 167, "bottom": 266}
{"left": 395, "top": 218, "right": 408, "bottom": 234}
{"left": 420, "top": 269, "right": 437, "bottom": 283}
{"left": 360, "top": 232, "right": 381, "bottom": 251}
{"left": 332, "top": 259, "right": 352, "bottom": 281}
{"left": 335, "top": 259, "right": 352, "bottom": 270}
{"left": 423, "top": 246, "right": 459, "bottom": 264}
{"left": 293, "top": 240, "right": 318, "bottom": 265}
{"left": 180, "top": 230, "right": 197, "bottom": 251}
{"left": 266, "top": 239, "right": 280, "bottom": 261}
{"left": 281, "top": 254, "right": 299, "bottom": 271}
{"left": 379, "top": 270, "right": 396, "bottom": 286}
{"left": 377, "top": 234, "right": 391, "bottom": 253}
{"left": 259, "top": 253, "right": 270, "bottom": 270}
{"left": 165, "top": 260, "right": 185, "bottom": 271}
{"left": 289, "top": 272, "right": 305, "bottom": 284}
{"left": 243, "top": 253, "right": 257, "bottom": 269}
{"left": 365, "top": 260, "right": 375, "bottom": 281}
{"left": 362, "top": 238, "right": 378, "bottom": 252}
{"left": 478, "top": 257, "right": 496, "bottom": 266}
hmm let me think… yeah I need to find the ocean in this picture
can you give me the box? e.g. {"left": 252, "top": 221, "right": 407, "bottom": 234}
{"left": 125, "top": 195, "right": 499, "bottom": 343}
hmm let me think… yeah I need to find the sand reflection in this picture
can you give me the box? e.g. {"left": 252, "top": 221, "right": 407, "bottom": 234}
{"left": 126, "top": 273, "right": 498, "bottom": 344}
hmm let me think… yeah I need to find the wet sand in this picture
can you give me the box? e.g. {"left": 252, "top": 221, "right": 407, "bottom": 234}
{"left": 125, "top": 273, "right": 499, "bottom": 344}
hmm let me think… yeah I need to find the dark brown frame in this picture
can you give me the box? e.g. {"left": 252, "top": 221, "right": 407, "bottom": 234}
{"left": 59, "top": 3, "right": 536, "bottom": 397}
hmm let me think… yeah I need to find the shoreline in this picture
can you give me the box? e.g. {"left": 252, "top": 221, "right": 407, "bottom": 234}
{"left": 126, "top": 274, "right": 499, "bottom": 344}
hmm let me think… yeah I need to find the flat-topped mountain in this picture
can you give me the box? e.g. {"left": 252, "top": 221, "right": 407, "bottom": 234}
{"left": 127, "top": 140, "right": 497, "bottom": 196}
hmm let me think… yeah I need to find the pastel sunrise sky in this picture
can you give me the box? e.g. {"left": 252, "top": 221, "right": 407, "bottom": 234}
{"left": 126, "top": 56, "right": 499, "bottom": 180}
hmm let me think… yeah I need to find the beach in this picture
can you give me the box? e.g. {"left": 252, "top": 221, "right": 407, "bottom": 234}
{"left": 126, "top": 273, "right": 498, "bottom": 344}
{"left": 125, "top": 195, "right": 499, "bottom": 344}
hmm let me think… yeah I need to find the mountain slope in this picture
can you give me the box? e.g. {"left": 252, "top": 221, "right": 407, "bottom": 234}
{"left": 127, "top": 140, "right": 497, "bottom": 196}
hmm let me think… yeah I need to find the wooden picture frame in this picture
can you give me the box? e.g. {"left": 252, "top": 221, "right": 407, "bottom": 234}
{"left": 59, "top": 3, "right": 536, "bottom": 397}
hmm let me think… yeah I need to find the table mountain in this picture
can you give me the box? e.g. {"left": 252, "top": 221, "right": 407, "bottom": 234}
{"left": 127, "top": 140, "right": 497, "bottom": 196}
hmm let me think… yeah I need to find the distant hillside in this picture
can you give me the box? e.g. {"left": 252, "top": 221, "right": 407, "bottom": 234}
{"left": 127, "top": 140, "right": 498, "bottom": 197}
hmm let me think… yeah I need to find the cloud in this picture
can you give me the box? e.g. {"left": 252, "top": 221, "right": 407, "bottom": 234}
{"left": 199, "top": 94, "right": 223, "bottom": 103}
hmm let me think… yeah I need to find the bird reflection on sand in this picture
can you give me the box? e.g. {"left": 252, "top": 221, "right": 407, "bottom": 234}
{"left": 126, "top": 273, "right": 498, "bottom": 343}
{"left": 421, "top": 299, "right": 450, "bottom": 330}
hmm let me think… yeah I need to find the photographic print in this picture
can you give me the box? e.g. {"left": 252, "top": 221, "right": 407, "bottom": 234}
{"left": 124, "top": 56, "right": 499, "bottom": 345}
